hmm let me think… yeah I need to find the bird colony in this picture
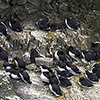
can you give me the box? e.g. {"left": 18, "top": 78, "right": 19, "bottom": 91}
{"left": 0, "top": 15, "right": 100, "bottom": 99}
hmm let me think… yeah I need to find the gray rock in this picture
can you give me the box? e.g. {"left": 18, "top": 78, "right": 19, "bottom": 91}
{"left": 35, "top": 57, "right": 53, "bottom": 68}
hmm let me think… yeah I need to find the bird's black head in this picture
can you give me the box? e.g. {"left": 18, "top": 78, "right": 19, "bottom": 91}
{"left": 85, "top": 70, "right": 89, "bottom": 74}
{"left": 69, "top": 46, "right": 73, "bottom": 51}
{"left": 58, "top": 50, "right": 64, "bottom": 55}
{"left": 80, "top": 77, "right": 85, "bottom": 81}
{"left": 81, "top": 50, "right": 87, "bottom": 54}
{"left": 66, "top": 17, "right": 72, "bottom": 21}
{"left": 4, "top": 56, "right": 8, "bottom": 62}
{"left": 41, "top": 65, "right": 48, "bottom": 69}
{"left": 14, "top": 57, "right": 19, "bottom": 61}
{"left": 91, "top": 42, "right": 96, "bottom": 48}
{"left": 31, "top": 48, "right": 36, "bottom": 53}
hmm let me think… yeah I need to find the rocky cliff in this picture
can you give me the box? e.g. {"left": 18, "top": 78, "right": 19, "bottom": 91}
{"left": 0, "top": 0, "right": 100, "bottom": 100}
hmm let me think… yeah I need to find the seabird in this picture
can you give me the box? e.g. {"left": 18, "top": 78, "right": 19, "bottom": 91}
{"left": 9, "top": 14, "right": 23, "bottom": 32}
{"left": 0, "top": 22, "right": 8, "bottom": 36}
{"left": 65, "top": 17, "right": 78, "bottom": 30}
{"left": 59, "top": 76, "right": 72, "bottom": 88}
{"left": 54, "top": 50, "right": 66, "bottom": 62}
{"left": 85, "top": 70, "right": 99, "bottom": 83}
{"left": 68, "top": 46, "right": 83, "bottom": 60}
{"left": 0, "top": 46, "right": 9, "bottom": 62}
{"left": 78, "top": 77, "right": 93, "bottom": 88}
{"left": 30, "top": 48, "right": 41, "bottom": 63}
{"left": 13, "top": 57, "right": 27, "bottom": 70}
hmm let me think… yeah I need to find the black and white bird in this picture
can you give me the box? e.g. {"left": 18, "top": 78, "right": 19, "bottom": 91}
{"left": 0, "top": 46, "right": 9, "bottom": 62}
{"left": 91, "top": 42, "right": 100, "bottom": 54}
{"left": 66, "top": 64, "right": 81, "bottom": 75}
{"left": 54, "top": 50, "right": 66, "bottom": 62}
{"left": 40, "top": 65, "right": 52, "bottom": 73}
{"left": 49, "top": 23, "right": 62, "bottom": 32}
{"left": 30, "top": 48, "right": 41, "bottom": 63}
{"left": 49, "top": 78, "right": 62, "bottom": 97}
{"left": 19, "top": 70, "right": 32, "bottom": 84}
{"left": 36, "top": 19, "right": 49, "bottom": 30}
{"left": 0, "top": 22, "right": 8, "bottom": 36}
{"left": 3, "top": 63, "right": 15, "bottom": 70}
{"left": 9, "top": 14, "right": 23, "bottom": 32}
{"left": 57, "top": 69, "right": 73, "bottom": 79}
{"left": 57, "top": 62, "right": 67, "bottom": 71}
{"left": 85, "top": 71, "right": 99, "bottom": 83}
{"left": 40, "top": 72, "right": 51, "bottom": 83}
{"left": 50, "top": 72, "right": 59, "bottom": 85}
{"left": 68, "top": 46, "right": 83, "bottom": 60}
{"left": 65, "top": 17, "right": 78, "bottom": 30}
{"left": 13, "top": 57, "right": 27, "bottom": 70}
{"left": 5, "top": 68, "right": 20, "bottom": 80}
{"left": 59, "top": 76, "right": 72, "bottom": 88}
{"left": 92, "top": 67, "right": 100, "bottom": 78}
{"left": 81, "top": 50, "right": 96, "bottom": 62}
{"left": 78, "top": 77, "right": 93, "bottom": 88}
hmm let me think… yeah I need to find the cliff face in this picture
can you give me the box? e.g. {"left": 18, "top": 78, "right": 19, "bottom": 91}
{"left": 0, "top": 0, "right": 100, "bottom": 100}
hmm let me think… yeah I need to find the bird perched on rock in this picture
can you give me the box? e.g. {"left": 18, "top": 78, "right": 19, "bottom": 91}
{"left": 65, "top": 17, "right": 78, "bottom": 30}
{"left": 13, "top": 57, "right": 27, "bottom": 70}
{"left": 36, "top": 19, "right": 49, "bottom": 30}
{"left": 59, "top": 76, "right": 72, "bottom": 88}
{"left": 78, "top": 77, "right": 93, "bottom": 88}
{"left": 50, "top": 72, "right": 59, "bottom": 85}
{"left": 0, "top": 46, "right": 9, "bottom": 62}
{"left": 3, "top": 63, "right": 15, "bottom": 70}
{"left": 85, "top": 70, "right": 99, "bottom": 83}
{"left": 19, "top": 70, "right": 32, "bottom": 84}
{"left": 5, "top": 68, "right": 20, "bottom": 80}
{"left": 49, "top": 77, "right": 62, "bottom": 97}
{"left": 54, "top": 50, "right": 66, "bottom": 62}
{"left": 81, "top": 50, "right": 96, "bottom": 62}
{"left": 9, "top": 14, "right": 23, "bottom": 32}
{"left": 68, "top": 46, "right": 83, "bottom": 60}
{"left": 30, "top": 48, "right": 41, "bottom": 63}
{"left": 0, "top": 22, "right": 8, "bottom": 36}
{"left": 91, "top": 42, "right": 100, "bottom": 54}
{"left": 66, "top": 64, "right": 81, "bottom": 75}
{"left": 40, "top": 65, "right": 52, "bottom": 83}
{"left": 57, "top": 62, "right": 67, "bottom": 71}
{"left": 49, "top": 23, "right": 62, "bottom": 32}
{"left": 40, "top": 71, "right": 51, "bottom": 83}
{"left": 92, "top": 67, "right": 100, "bottom": 78}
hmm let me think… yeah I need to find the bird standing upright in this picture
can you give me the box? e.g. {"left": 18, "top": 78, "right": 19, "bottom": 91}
{"left": 9, "top": 14, "right": 23, "bottom": 32}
